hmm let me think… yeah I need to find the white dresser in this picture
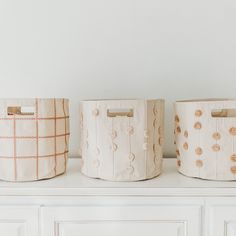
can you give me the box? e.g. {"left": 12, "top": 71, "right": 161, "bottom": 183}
{"left": 0, "top": 158, "right": 236, "bottom": 236}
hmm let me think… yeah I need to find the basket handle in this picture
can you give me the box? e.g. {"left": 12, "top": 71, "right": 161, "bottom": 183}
{"left": 7, "top": 106, "right": 35, "bottom": 116}
{"left": 107, "top": 108, "right": 133, "bottom": 118}
{"left": 211, "top": 109, "right": 236, "bottom": 118}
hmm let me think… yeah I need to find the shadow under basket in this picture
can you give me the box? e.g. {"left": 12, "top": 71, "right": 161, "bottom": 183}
{"left": 80, "top": 99, "right": 165, "bottom": 181}
{"left": 175, "top": 99, "right": 236, "bottom": 181}
{"left": 0, "top": 98, "right": 70, "bottom": 182}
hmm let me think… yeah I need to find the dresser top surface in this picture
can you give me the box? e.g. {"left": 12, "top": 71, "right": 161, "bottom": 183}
{"left": 0, "top": 158, "right": 236, "bottom": 196}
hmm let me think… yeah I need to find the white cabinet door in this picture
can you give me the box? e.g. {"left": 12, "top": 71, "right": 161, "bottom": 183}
{"left": 208, "top": 204, "right": 236, "bottom": 236}
{"left": 0, "top": 206, "right": 38, "bottom": 236}
{"left": 42, "top": 205, "right": 201, "bottom": 236}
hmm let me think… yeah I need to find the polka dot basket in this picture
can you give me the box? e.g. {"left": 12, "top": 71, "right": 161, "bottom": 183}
{"left": 80, "top": 99, "right": 164, "bottom": 181}
{"left": 175, "top": 99, "right": 236, "bottom": 181}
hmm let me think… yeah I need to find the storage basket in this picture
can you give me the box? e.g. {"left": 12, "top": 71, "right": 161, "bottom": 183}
{"left": 0, "top": 98, "right": 70, "bottom": 181}
{"left": 80, "top": 99, "right": 164, "bottom": 181}
{"left": 174, "top": 99, "right": 236, "bottom": 181}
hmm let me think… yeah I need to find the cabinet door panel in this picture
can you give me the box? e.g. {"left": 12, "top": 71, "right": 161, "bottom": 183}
{"left": 208, "top": 205, "right": 236, "bottom": 236}
{"left": 42, "top": 205, "right": 201, "bottom": 236}
{"left": 0, "top": 206, "right": 38, "bottom": 236}
{"left": 58, "top": 221, "right": 184, "bottom": 236}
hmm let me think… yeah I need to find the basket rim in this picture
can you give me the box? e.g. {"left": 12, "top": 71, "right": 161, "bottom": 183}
{"left": 175, "top": 98, "right": 236, "bottom": 103}
{"left": 0, "top": 98, "right": 69, "bottom": 101}
{"left": 80, "top": 98, "right": 165, "bottom": 102}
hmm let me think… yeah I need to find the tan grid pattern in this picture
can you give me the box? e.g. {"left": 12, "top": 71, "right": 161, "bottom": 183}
{"left": 54, "top": 98, "right": 57, "bottom": 176}
{"left": 62, "top": 99, "right": 68, "bottom": 172}
{"left": 36, "top": 98, "right": 39, "bottom": 179}
{"left": 0, "top": 98, "right": 70, "bottom": 182}
{"left": 13, "top": 113, "right": 17, "bottom": 181}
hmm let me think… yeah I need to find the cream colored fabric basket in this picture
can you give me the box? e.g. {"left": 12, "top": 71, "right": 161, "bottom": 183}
{"left": 175, "top": 99, "right": 236, "bottom": 181}
{"left": 0, "top": 98, "right": 70, "bottom": 182}
{"left": 80, "top": 99, "right": 164, "bottom": 181}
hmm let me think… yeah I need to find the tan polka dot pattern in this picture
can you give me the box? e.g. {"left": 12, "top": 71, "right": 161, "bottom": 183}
{"left": 194, "top": 122, "right": 202, "bottom": 130}
{"left": 183, "top": 142, "right": 188, "bottom": 150}
{"left": 176, "top": 149, "right": 180, "bottom": 156}
{"left": 231, "top": 166, "right": 236, "bottom": 174}
{"left": 195, "top": 147, "right": 203, "bottom": 155}
{"left": 231, "top": 154, "right": 236, "bottom": 162}
{"left": 196, "top": 160, "right": 203, "bottom": 168}
{"left": 212, "top": 132, "right": 221, "bottom": 140}
{"left": 175, "top": 115, "right": 180, "bottom": 123}
{"left": 177, "top": 160, "right": 181, "bottom": 167}
{"left": 195, "top": 110, "right": 203, "bottom": 117}
{"left": 229, "top": 127, "right": 236, "bottom": 136}
{"left": 184, "top": 131, "right": 188, "bottom": 138}
{"left": 174, "top": 100, "right": 236, "bottom": 180}
{"left": 212, "top": 144, "right": 221, "bottom": 152}
{"left": 176, "top": 126, "right": 181, "bottom": 134}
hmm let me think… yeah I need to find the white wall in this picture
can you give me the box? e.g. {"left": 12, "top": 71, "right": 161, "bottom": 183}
{"left": 0, "top": 0, "right": 235, "bottom": 157}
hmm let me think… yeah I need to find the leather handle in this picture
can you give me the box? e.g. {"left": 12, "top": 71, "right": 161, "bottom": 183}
{"left": 8, "top": 106, "right": 35, "bottom": 116}
{"left": 211, "top": 109, "right": 236, "bottom": 118}
{"left": 107, "top": 109, "right": 133, "bottom": 118}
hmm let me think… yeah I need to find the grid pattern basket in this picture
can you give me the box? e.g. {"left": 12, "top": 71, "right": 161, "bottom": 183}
{"left": 80, "top": 99, "right": 164, "bottom": 181}
{"left": 175, "top": 99, "right": 236, "bottom": 181}
{"left": 0, "top": 98, "right": 70, "bottom": 181}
